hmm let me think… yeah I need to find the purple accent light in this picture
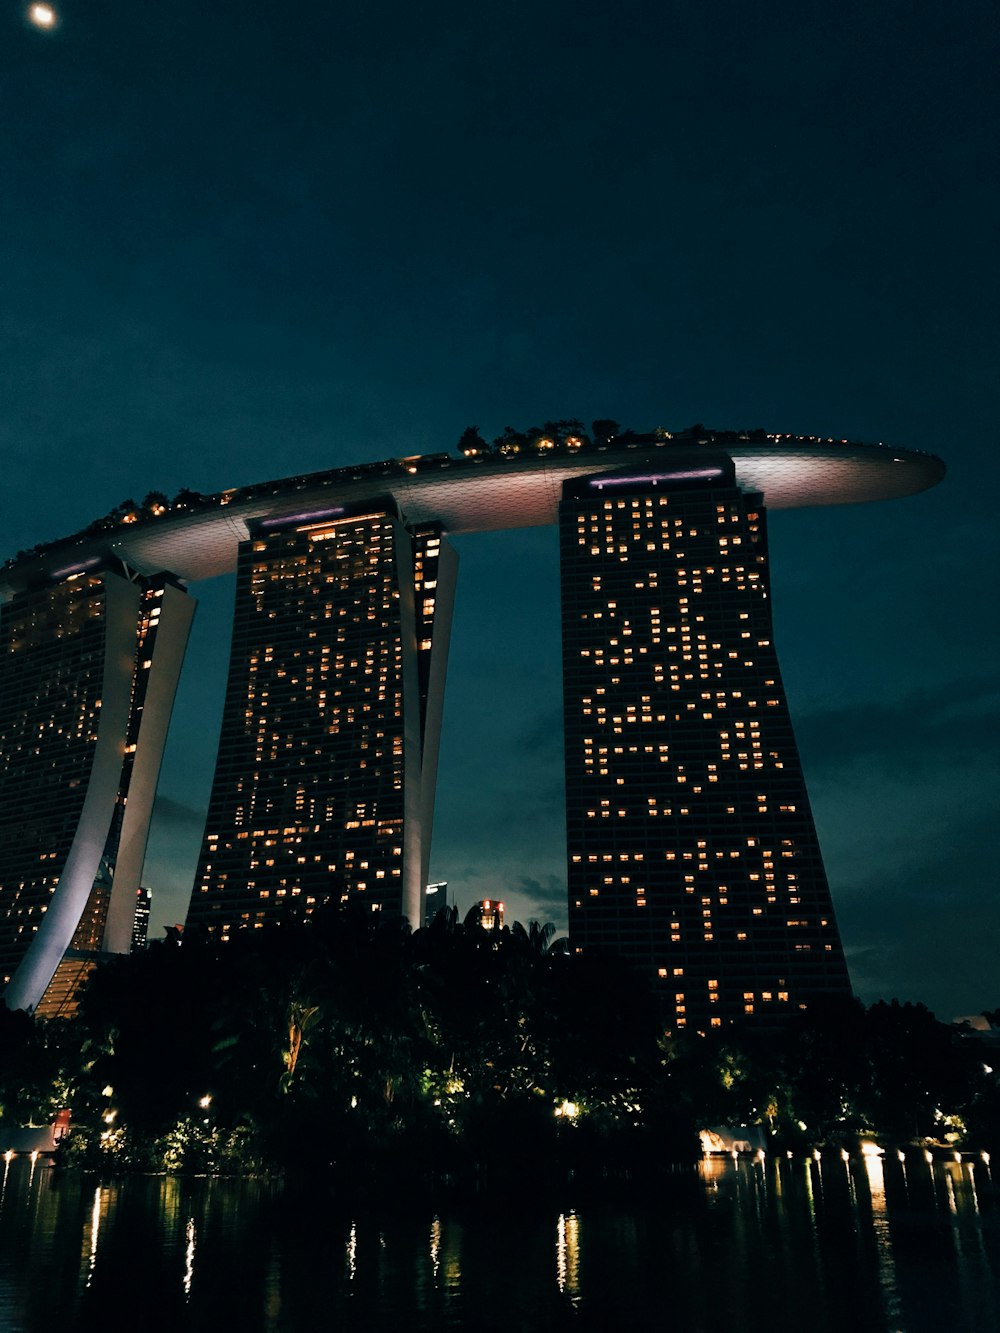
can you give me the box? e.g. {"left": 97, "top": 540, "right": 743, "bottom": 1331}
{"left": 589, "top": 468, "right": 726, "bottom": 490}
{"left": 260, "top": 507, "right": 346, "bottom": 529}
{"left": 50, "top": 558, "right": 101, "bottom": 580}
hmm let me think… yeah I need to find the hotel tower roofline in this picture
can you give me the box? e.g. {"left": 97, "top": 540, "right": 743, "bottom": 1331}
{"left": 1, "top": 430, "right": 943, "bottom": 598}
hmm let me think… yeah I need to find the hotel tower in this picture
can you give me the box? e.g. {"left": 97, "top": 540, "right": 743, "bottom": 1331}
{"left": 560, "top": 459, "right": 849, "bottom": 1030}
{"left": 0, "top": 566, "right": 193, "bottom": 1014}
{"left": 0, "top": 427, "right": 943, "bottom": 1018}
{"left": 187, "top": 499, "right": 456, "bottom": 937}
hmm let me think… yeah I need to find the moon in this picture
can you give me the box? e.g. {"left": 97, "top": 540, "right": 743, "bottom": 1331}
{"left": 28, "top": 3, "right": 57, "bottom": 28}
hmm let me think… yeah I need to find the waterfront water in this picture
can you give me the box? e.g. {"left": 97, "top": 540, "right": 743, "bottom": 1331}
{"left": 0, "top": 1152, "right": 997, "bottom": 1331}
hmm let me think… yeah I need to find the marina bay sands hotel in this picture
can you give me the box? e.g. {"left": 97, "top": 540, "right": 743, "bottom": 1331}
{"left": 0, "top": 426, "right": 944, "bottom": 1028}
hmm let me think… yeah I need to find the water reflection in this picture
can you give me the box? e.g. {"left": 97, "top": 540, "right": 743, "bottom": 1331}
{"left": 0, "top": 1154, "right": 997, "bottom": 1330}
{"left": 85, "top": 1186, "right": 102, "bottom": 1288}
{"left": 861, "top": 1148, "right": 902, "bottom": 1328}
{"left": 183, "top": 1216, "right": 196, "bottom": 1298}
{"left": 555, "top": 1210, "right": 580, "bottom": 1304}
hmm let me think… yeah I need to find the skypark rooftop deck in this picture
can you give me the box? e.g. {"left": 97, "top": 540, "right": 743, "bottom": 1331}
{"left": 0, "top": 427, "right": 944, "bottom": 594}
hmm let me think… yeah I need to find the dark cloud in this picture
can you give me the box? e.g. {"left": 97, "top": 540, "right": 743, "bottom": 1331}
{"left": 515, "top": 875, "right": 568, "bottom": 913}
{"left": 834, "top": 805, "right": 999, "bottom": 1017}
{"left": 796, "top": 678, "right": 1000, "bottom": 776}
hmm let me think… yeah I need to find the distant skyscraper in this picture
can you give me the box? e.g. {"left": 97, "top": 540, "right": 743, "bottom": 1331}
{"left": 131, "top": 886, "right": 152, "bottom": 951}
{"left": 0, "top": 569, "right": 194, "bottom": 1013}
{"left": 188, "top": 499, "right": 457, "bottom": 937}
{"left": 560, "top": 460, "right": 850, "bottom": 1029}
{"left": 475, "top": 898, "right": 504, "bottom": 931}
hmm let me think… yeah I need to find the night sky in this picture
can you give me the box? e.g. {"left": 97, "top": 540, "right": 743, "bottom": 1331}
{"left": 2, "top": 0, "right": 997, "bottom": 1019}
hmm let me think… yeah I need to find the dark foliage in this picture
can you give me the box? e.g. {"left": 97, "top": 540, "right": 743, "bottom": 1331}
{"left": 3, "top": 910, "right": 997, "bottom": 1182}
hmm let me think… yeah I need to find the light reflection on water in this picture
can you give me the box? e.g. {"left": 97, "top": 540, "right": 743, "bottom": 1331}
{"left": 862, "top": 1150, "right": 902, "bottom": 1328}
{"left": 555, "top": 1209, "right": 581, "bottom": 1305}
{"left": 183, "top": 1216, "right": 196, "bottom": 1298}
{"left": 0, "top": 1154, "right": 997, "bottom": 1331}
{"left": 85, "top": 1186, "right": 102, "bottom": 1288}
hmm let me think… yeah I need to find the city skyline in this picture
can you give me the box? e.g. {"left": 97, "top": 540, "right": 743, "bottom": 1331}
{"left": 0, "top": 430, "right": 943, "bottom": 1017}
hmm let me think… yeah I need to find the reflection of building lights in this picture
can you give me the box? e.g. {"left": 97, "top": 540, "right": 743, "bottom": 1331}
{"left": 87, "top": 1187, "right": 103, "bottom": 1287}
{"left": 924, "top": 1149, "right": 934, "bottom": 1164}
{"left": 3, "top": 1151, "right": 13, "bottom": 1163}
{"left": 183, "top": 1217, "right": 196, "bottom": 1297}
{"left": 897, "top": 1150, "right": 906, "bottom": 1162}
{"left": 840, "top": 1149, "right": 850, "bottom": 1162}
{"left": 862, "top": 1148, "right": 896, "bottom": 1297}
{"left": 556, "top": 1211, "right": 580, "bottom": 1302}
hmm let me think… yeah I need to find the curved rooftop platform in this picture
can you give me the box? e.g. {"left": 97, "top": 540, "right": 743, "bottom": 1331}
{"left": 1, "top": 429, "right": 944, "bottom": 594}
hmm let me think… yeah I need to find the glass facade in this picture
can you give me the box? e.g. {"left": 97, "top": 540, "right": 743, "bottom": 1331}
{"left": 0, "top": 572, "right": 112, "bottom": 989}
{"left": 0, "top": 570, "right": 193, "bottom": 1013}
{"left": 189, "top": 501, "right": 456, "bottom": 938}
{"left": 560, "top": 463, "right": 850, "bottom": 1029}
